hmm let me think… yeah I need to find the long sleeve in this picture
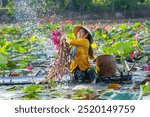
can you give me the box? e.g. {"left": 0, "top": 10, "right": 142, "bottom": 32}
{"left": 70, "top": 38, "right": 89, "bottom": 48}
{"left": 69, "top": 38, "right": 91, "bottom": 72}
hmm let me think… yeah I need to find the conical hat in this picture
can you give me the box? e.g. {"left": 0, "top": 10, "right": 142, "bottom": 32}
{"left": 73, "top": 26, "right": 93, "bottom": 44}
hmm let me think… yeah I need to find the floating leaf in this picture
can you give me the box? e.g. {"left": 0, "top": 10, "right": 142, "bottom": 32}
{"left": 0, "top": 53, "right": 8, "bottom": 69}
{"left": 7, "top": 60, "right": 17, "bottom": 69}
{"left": 13, "top": 45, "right": 27, "bottom": 53}
{"left": 72, "top": 89, "right": 94, "bottom": 100}
{"left": 30, "top": 35, "right": 36, "bottom": 42}
{"left": 23, "top": 93, "right": 40, "bottom": 100}
{"left": 23, "top": 85, "right": 43, "bottom": 93}
{"left": 6, "top": 86, "right": 24, "bottom": 91}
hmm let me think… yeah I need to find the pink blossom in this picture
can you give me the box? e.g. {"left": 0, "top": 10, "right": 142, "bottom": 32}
{"left": 65, "top": 20, "right": 73, "bottom": 24}
{"left": 51, "top": 35, "right": 58, "bottom": 40}
{"left": 88, "top": 26, "right": 95, "bottom": 30}
{"left": 52, "top": 30, "right": 60, "bottom": 35}
{"left": 104, "top": 25, "right": 111, "bottom": 31}
{"left": 60, "top": 24, "right": 65, "bottom": 30}
{"left": 95, "top": 26, "right": 100, "bottom": 30}
{"left": 134, "top": 34, "right": 140, "bottom": 40}
{"left": 26, "top": 64, "right": 33, "bottom": 70}
{"left": 48, "top": 18, "right": 53, "bottom": 22}
{"left": 144, "top": 65, "right": 150, "bottom": 71}
{"left": 139, "top": 25, "right": 145, "bottom": 30}
{"left": 130, "top": 52, "right": 135, "bottom": 59}
{"left": 55, "top": 44, "right": 60, "bottom": 50}
{"left": 50, "top": 30, "right": 61, "bottom": 50}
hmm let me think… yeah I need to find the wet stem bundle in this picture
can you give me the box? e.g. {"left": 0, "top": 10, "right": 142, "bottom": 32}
{"left": 44, "top": 33, "right": 70, "bottom": 82}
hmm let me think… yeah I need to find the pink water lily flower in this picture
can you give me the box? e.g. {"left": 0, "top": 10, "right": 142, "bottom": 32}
{"left": 104, "top": 25, "right": 111, "bottom": 31}
{"left": 130, "top": 51, "right": 141, "bottom": 59}
{"left": 95, "top": 26, "right": 101, "bottom": 30}
{"left": 52, "top": 30, "right": 59, "bottom": 35}
{"left": 130, "top": 52, "right": 135, "bottom": 59}
{"left": 27, "top": 64, "right": 33, "bottom": 70}
{"left": 88, "top": 26, "right": 95, "bottom": 30}
{"left": 139, "top": 25, "right": 145, "bottom": 30}
{"left": 134, "top": 34, "right": 140, "bottom": 40}
{"left": 50, "top": 30, "right": 61, "bottom": 50}
{"left": 65, "top": 20, "right": 73, "bottom": 24}
{"left": 48, "top": 18, "right": 53, "bottom": 22}
{"left": 144, "top": 65, "right": 150, "bottom": 71}
{"left": 60, "top": 24, "right": 65, "bottom": 30}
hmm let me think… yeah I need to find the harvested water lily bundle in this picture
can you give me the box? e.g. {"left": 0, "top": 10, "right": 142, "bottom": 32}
{"left": 44, "top": 35, "right": 70, "bottom": 82}
{"left": 51, "top": 30, "right": 61, "bottom": 50}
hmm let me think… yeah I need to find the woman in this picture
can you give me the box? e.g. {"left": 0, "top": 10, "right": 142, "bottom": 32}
{"left": 67, "top": 26, "right": 96, "bottom": 83}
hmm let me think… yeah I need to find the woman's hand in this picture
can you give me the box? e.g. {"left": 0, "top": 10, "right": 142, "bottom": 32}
{"left": 66, "top": 38, "right": 72, "bottom": 44}
{"left": 61, "top": 34, "right": 67, "bottom": 40}
{"left": 61, "top": 34, "right": 72, "bottom": 44}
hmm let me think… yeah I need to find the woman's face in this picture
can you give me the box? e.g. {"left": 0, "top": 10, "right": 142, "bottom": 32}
{"left": 77, "top": 29, "right": 88, "bottom": 39}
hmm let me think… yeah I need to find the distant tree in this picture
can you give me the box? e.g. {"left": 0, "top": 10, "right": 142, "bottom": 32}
{"left": 141, "top": 0, "right": 145, "bottom": 3}
{"left": 68, "top": 0, "right": 78, "bottom": 11}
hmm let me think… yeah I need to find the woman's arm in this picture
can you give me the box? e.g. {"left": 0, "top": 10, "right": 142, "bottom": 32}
{"left": 70, "top": 39, "right": 89, "bottom": 47}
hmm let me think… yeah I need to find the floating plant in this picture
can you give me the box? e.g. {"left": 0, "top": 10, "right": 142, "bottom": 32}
{"left": 72, "top": 89, "right": 95, "bottom": 100}
{"left": 22, "top": 85, "right": 44, "bottom": 100}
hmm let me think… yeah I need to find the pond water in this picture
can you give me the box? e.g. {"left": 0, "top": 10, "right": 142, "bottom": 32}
{"left": 0, "top": 70, "right": 149, "bottom": 100}
{"left": 1, "top": 0, "right": 150, "bottom": 100}
{"left": 100, "top": 90, "right": 141, "bottom": 100}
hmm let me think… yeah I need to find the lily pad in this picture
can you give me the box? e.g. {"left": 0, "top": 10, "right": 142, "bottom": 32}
{"left": 72, "top": 89, "right": 95, "bottom": 100}
{"left": 6, "top": 86, "right": 24, "bottom": 91}
{"left": 23, "top": 93, "right": 40, "bottom": 100}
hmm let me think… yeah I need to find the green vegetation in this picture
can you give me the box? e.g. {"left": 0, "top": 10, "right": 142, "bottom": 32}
{"left": 72, "top": 88, "right": 94, "bottom": 100}
{"left": 0, "top": 24, "right": 48, "bottom": 70}
{"left": 23, "top": 85, "right": 44, "bottom": 100}
{"left": 6, "top": 85, "right": 24, "bottom": 91}
{"left": 0, "top": 0, "right": 14, "bottom": 16}
{"left": 0, "top": 21, "right": 150, "bottom": 70}
{"left": 1, "top": 0, "right": 150, "bottom": 17}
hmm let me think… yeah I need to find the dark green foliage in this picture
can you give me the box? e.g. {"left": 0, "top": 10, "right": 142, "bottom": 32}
{"left": 2, "top": 0, "right": 150, "bottom": 17}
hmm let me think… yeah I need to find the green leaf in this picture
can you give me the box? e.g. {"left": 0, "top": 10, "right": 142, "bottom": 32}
{"left": 13, "top": 45, "right": 27, "bottom": 53}
{"left": 66, "top": 32, "right": 76, "bottom": 39}
{"left": 17, "top": 64, "right": 27, "bottom": 69}
{"left": 0, "top": 40, "right": 9, "bottom": 54}
{"left": 30, "top": 35, "right": 36, "bottom": 42}
{"left": 7, "top": 60, "right": 17, "bottom": 69}
{"left": 23, "top": 93, "right": 40, "bottom": 100}
{"left": 132, "top": 22, "right": 142, "bottom": 29}
{"left": 6, "top": 86, "right": 24, "bottom": 91}
{"left": 15, "top": 38, "right": 25, "bottom": 44}
{"left": 0, "top": 53, "right": 8, "bottom": 69}
{"left": 119, "top": 24, "right": 128, "bottom": 30}
{"left": 0, "top": 39, "right": 6, "bottom": 46}
{"left": 23, "top": 85, "right": 43, "bottom": 93}
{"left": 2, "top": 27, "right": 20, "bottom": 35}
{"left": 72, "top": 89, "right": 94, "bottom": 100}
{"left": 144, "top": 21, "right": 150, "bottom": 27}
{"left": 50, "top": 24, "right": 59, "bottom": 30}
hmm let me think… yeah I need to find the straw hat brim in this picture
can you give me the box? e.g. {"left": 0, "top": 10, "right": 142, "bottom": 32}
{"left": 73, "top": 26, "right": 93, "bottom": 43}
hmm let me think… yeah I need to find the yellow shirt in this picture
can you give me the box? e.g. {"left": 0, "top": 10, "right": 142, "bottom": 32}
{"left": 69, "top": 38, "right": 91, "bottom": 72}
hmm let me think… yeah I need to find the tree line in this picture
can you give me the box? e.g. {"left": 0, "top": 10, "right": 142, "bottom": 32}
{"left": 1, "top": 0, "right": 150, "bottom": 18}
